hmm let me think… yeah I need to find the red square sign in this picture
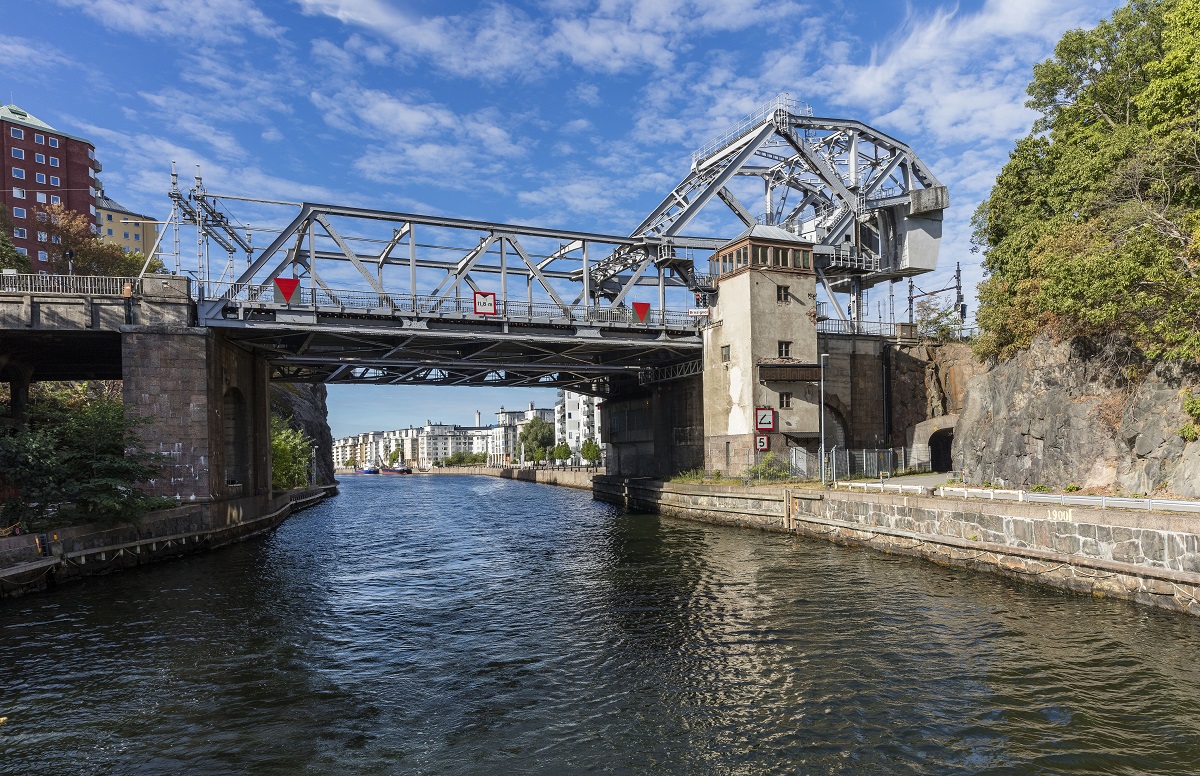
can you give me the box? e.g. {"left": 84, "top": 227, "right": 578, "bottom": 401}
{"left": 755, "top": 435, "right": 770, "bottom": 451}
{"left": 474, "top": 291, "right": 497, "bottom": 315}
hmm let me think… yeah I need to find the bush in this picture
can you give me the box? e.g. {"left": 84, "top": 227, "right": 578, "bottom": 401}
{"left": 1030, "top": 484, "right": 1052, "bottom": 493}
{"left": 271, "top": 415, "right": 312, "bottom": 489}
{"left": 1064, "top": 483, "right": 1081, "bottom": 492}
{"left": 0, "top": 387, "right": 172, "bottom": 528}
{"left": 742, "top": 452, "right": 791, "bottom": 481}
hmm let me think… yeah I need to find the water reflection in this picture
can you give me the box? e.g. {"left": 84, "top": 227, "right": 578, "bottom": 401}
{"left": 2, "top": 475, "right": 1199, "bottom": 774}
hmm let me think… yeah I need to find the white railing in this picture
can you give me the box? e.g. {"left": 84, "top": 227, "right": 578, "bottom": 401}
{"left": 691, "top": 93, "right": 811, "bottom": 167}
{"left": 0, "top": 273, "right": 141, "bottom": 296}
{"left": 207, "top": 283, "right": 699, "bottom": 329}
{"left": 836, "top": 481, "right": 927, "bottom": 495}
{"left": 936, "top": 486, "right": 1200, "bottom": 514}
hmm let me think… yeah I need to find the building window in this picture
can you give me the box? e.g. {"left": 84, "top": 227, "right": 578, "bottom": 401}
{"left": 11, "top": 167, "right": 24, "bottom": 179}
{"left": 11, "top": 148, "right": 24, "bottom": 160}
{"left": 11, "top": 207, "right": 24, "bottom": 219}
{"left": 777, "top": 285, "right": 790, "bottom": 304}
{"left": 51, "top": 235, "right": 60, "bottom": 244}
{"left": 35, "top": 173, "right": 45, "bottom": 184}
{"left": 13, "top": 228, "right": 26, "bottom": 239}
{"left": 34, "top": 153, "right": 44, "bottom": 164}
{"left": 15, "top": 247, "right": 27, "bottom": 256}
{"left": 50, "top": 195, "right": 60, "bottom": 205}
{"left": 106, "top": 213, "right": 113, "bottom": 221}
{"left": 49, "top": 157, "right": 59, "bottom": 167}
{"left": 123, "top": 231, "right": 130, "bottom": 239}
{"left": 106, "top": 228, "right": 113, "bottom": 236}
{"left": 779, "top": 392, "right": 793, "bottom": 409}
{"left": 36, "top": 212, "right": 47, "bottom": 221}
{"left": 720, "top": 344, "right": 731, "bottom": 362}
{"left": 35, "top": 192, "right": 46, "bottom": 203}
{"left": 778, "top": 340, "right": 792, "bottom": 358}
{"left": 37, "top": 250, "right": 47, "bottom": 261}
{"left": 36, "top": 231, "right": 47, "bottom": 242}
{"left": 10, "top": 127, "right": 23, "bottom": 139}
{"left": 34, "top": 133, "right": 43, "bottom": 144}
{"left": 49, "top": 176, "right": 59, "bottom": 186}
{"left": 48, "top": 137, "right": 59, "bottom": 148}
{"left": 12, "top": 187, "right": 24, "bottom": 199}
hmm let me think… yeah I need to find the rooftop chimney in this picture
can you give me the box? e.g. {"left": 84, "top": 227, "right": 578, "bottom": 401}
{"left": 475, "top": 410, "right": 481, "bottom": 426}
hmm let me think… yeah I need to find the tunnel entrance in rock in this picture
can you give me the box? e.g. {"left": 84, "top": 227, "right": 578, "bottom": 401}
{"left": 929, "top": 427, "right": 954, "bottom": 472}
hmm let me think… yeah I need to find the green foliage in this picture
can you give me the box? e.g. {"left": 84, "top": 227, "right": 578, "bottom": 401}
{"left": 387, "top": 448, "right": 401, "bottom": 466}
{"left": 442, "top": 451, "right": 487, "bottom": 466}
{"left": 552, "top": 442, "right": 571, "bottom": 461}
{"left": 518, "top": 416, "right": 555, "bottom": 460}
{"left": 580, "top": 437, "right": 602, "bottom": 463}
{"left": 1030, "top": 484, "right": 1053, "bottom": 493}
{"left": 271, "top": 415, "right": 312, "bottom": 490}
{"left": 41, "top": 203, "right": 163, "bottom": 276}
{"left": 0, "top": 385, "right": 171, "bottom": 528}
{"left": 0, "top": 206, "right": 31, "bottom": 273}
{"left": 973, "top": 0, "right": 1200, "bottom": 363}
{"left": 742, "top": 452, "right": 791, "bottom": 480}
{"left": 1065, "top": 483, "right": 1082, "bottom": 492}
{"left": 1179, "top": 390, "right": 1200, "bottom": 439}
{"left": 345, "top": 457, "right": 357, "bottom": 469}
{"left": 915, "top": 297, "right": 964, "bottom": 342}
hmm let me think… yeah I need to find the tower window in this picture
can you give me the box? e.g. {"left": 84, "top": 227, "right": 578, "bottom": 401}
{"left": 777, "top": 285, "right": 790, "bottom": 304}
{"left": 779, "top": 392, "right": 792, "bottom": 409}
{"left": 777, "top": 341, "right": 792, "bottom": 358}
{"left": 720, "top": 345, "right": 730, "bottom": 363}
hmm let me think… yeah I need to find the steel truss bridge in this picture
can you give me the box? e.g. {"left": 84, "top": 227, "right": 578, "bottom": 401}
{"left": 166, "top": 94, "right": 944, "bottom": 392}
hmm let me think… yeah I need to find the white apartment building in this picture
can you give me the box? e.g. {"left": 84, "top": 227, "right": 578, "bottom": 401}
{"left": 555, "top": 390, "right": 603, "bottom": 459}
{"left": 333, "top": 404, "right": 554, "bottom": 469}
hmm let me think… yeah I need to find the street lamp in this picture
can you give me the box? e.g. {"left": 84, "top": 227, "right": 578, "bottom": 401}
{"left": 819, "top": 352, "right": 829, "bottom": 486}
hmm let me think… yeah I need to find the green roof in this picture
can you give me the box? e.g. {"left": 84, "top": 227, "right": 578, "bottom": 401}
{"left": 0, "top": 104, "right": 93, "bottom": 145}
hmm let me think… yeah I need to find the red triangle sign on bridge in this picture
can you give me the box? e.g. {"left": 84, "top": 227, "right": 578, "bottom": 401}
{"left": 274, "top": 277, "right": 300, "bottom": 304}
{"left": 632, "top": 301, "right": 651, "bottom": 322}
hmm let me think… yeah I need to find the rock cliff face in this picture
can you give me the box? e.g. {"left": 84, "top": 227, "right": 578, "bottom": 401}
{"left": 890, "top": 342, "right": 985, "bottom": 439}
{"left": 954, "top": 335, "right": 1200, "bottom": 496}
{"left": 270, "top": 383, "right": 336, "bottom": 485}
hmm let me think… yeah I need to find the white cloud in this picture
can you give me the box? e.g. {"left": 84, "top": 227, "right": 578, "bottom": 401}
{"left": 0, "top": 35, "right": 75, "bottom": 75}
{"left": 52, "top": 0, "right": 284, "bottom": 43}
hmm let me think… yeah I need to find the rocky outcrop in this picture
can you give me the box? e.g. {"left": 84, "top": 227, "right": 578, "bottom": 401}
{"left": 890, "top": 341, "right": 985, "bottom": 444}
{"left": 270, "top": 383, "right": 335, "bottom": 485}
{"left": 954, "top": 334, "right": 1200, "bottom": 496}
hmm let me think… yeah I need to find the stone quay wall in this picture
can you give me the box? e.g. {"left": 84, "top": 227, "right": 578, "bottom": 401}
{"left": 592, "top": 478, "right": 1200, "bottom": 617}
{"left": 417, "top": 466, "right": 600, "bottom": 491}
{"left": 0, "top": 485, "right": 337, "bottom": 598}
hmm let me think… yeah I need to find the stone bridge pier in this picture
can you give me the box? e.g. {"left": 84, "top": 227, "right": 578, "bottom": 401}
{"left": 122, "top": 326, "right": 271, "bottom": 503}
{"left": 0, "top": 277, "right": 273, "bottom": 508}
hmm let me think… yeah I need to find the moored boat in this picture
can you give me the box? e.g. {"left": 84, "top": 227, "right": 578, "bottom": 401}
{"left": 381, "top": 464, "right": 412, "bottom": 474}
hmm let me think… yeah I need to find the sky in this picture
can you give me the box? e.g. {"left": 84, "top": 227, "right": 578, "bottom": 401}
{"left": 2, "top": 0, "right": 1121, "bottom": 438}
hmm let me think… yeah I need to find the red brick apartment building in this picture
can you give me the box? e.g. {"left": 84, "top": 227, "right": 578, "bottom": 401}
{"left": 0, "top": 103, "right": 100, "bottom": 271}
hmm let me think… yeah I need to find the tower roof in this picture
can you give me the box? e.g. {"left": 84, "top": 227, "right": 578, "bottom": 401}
{"left": 720, "top": 223, "right": 810, "bottom": 250}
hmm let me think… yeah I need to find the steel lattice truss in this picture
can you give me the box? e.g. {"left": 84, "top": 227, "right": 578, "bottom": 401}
{"left": 589, "top": 94, "right": 948, "bottom": 297}
{"left": 184, "top": 94, "right": 943, "bottom": 386}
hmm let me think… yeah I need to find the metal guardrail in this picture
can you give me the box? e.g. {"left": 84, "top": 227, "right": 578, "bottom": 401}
{"left": 691, "top": 93, "right": 811, "bottom": 167}
{"left": 936, "top": 486, "right": 1200, "bottom": 514}
{"left": 208, "top": 283, "right": 699, "bottom": 329}
{"left": 836, "top": 482, "right": 927, "bottom": 495}
{"left": 0, "top": 273, "right": 142, "bottom": 296}
{"left": 818, "top": 320, "right": 899, "bottom": 336}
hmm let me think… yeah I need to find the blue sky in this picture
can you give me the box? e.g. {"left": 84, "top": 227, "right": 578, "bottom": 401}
{"left": 2, "top": 0, "right": 1119, "bottom": 437}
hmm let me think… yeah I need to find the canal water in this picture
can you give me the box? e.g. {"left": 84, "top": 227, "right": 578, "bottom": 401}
{"left": 3, "top": 475, "right": 1200, "bottom": 774}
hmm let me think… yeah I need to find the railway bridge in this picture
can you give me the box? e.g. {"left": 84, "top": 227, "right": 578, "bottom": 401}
{"left": 0, "top": 94, "right": 950, "bottom": 506}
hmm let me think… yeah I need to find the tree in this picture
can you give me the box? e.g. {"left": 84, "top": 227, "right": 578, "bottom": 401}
{"left": 972, "top": 0, "right": 1200, "bottom": 363}
{"left": 271, "top": 415, "right": 312, "bottom": 490}
{"left": 518, "top": 416, "right": 555, "bottom": 460}
{"left": 552, "top": 442, "right": 571, "bottom": 461}
{"left": 915, "top": 297, "right": 963, "bottom": 342}
{"left": 580, "top": 437, "right": 602, "bottom": 464}
{"left": 387, "top": 448, "right": 401, "bottom": 466}
{"left": 0, "top": 206, "right": 31, "bottom": 272}
{"left": 40, "top": 202, "right": 163, "bottom": 276}
{"left": 0, "top": 384, "right": 171, "bottom": 527}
